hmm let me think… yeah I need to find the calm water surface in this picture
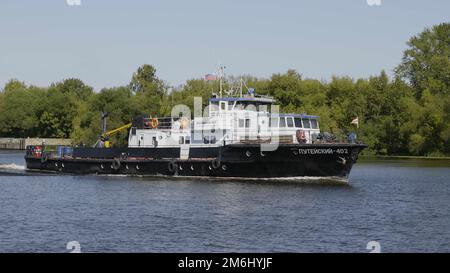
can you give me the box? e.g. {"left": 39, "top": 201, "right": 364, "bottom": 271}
{"left": 0, "top": 151, "right": 449, "bottom": 252}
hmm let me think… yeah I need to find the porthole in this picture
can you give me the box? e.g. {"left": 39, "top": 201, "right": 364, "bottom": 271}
{"left": 190, "top": 165, "right": 194, "bottom": 171}
{"left": 222, "top": 164, "right": 227, "bottom": 171}
{"left": 245, "top": 150, "right": 252, "bottom": 157}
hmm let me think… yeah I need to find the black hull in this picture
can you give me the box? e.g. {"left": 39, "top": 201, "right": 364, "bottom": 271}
{"left": 25, "top": 144, "right": 367, "bottom": 179}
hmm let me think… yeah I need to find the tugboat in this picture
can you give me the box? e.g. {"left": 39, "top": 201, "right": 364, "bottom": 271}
{"left": 25, "top": 75, "right": 367, "bottom": 180}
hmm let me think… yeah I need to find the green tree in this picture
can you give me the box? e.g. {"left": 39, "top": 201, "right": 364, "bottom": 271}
{"left": 38, "top": 88, "right": 79, "bottom": 138}
{"left": 396, "top": 23, "right": 450, "bottom": 98}
{"left": 129, "top": 64, "right": 165, "bottom": 95}
{"left": 52, "top": 78, "right": 94, "bottom": 101}
{"left": 0, "top": 84, "right": 45, "bottom": 137}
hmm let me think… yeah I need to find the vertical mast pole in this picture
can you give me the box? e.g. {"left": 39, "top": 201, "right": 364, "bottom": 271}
{"left": 219, "top": 66, "right": 224, "bottom": 98}
{"left": 240, "top": 77, "right": 243, "bottom": 97}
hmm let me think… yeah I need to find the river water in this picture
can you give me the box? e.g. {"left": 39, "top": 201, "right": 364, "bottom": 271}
{"left": 0, "top": 150, "right": 449, "bottom": 253}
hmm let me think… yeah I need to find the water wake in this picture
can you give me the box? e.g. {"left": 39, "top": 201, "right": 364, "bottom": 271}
{"left": 0, "top": 163, "right": 26, "bottom": 171}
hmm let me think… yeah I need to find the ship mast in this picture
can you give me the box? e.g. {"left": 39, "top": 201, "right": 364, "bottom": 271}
{"left": 219, "top": 65, "right": 225, "bottom": 98}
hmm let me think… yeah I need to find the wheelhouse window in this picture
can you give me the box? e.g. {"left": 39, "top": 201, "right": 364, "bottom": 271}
{"left": 294, "top": 118, "right": 302, "bottom": 128}
{"left": 302, "top": 118, "right": 311, "bottom": 129}
{"left": 203, "top": 135, "right": 216, "bottom": 144}
{"left": 279, "top": 117, "right": 286, "bottom": 128}
{"left": 209, "top": 102, "right": 219, "bottom": 111}
{"left": 245, "top": 119, "right": 251, "bottom": 128}
{"left": 179, "top": 136, "right": 185, "bottom": 144}
{"left": 310, "top": 119, "right": 319, "bottom": 129}
{"left": 286, "top": 117, "right": 294, "bottom": 128}
{"left": 239, "top": 119, "right": 245, "bottom": 128}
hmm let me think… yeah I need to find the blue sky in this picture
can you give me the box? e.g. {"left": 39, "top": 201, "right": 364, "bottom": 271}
{"left": 0, "top": 0, "right": 448, "bottom": 90}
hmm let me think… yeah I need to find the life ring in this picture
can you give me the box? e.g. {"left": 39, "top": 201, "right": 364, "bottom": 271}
{"left": 151, "top": 118, "right": 159, "bottom": 129}
{"left": 296, "top": 130, "right": 307, "bottom": 143}
{"left": 111, "top": 158, "right": 121, "bottom": 170}
{"left": 211, "top": 158, "right": 221, "bottom": 169}
{"left": 168, "top": 161, "right": 177, "bottom": 174}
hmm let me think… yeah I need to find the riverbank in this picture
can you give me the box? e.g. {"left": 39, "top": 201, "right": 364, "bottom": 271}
{"left": 0, "top": 138, "right": 72, "bottom": 150}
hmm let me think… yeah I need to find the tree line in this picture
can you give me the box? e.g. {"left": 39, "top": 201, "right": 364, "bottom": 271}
{"left": 0, "top": 23, "right": 449, "bottom": 156}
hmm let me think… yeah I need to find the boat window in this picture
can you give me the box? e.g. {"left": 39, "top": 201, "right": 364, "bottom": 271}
{"left": 302, "top": 118, "right": 311, "bottom": 129}
{"left": 286, "top": 117, "right": 294, "bottom": 128}
{"left": 209, "top": 102, "right": 219, "bottom": 112}
{"left": 179, "top": 136, "right": 185, "bottom": 144}
{"left": 294, "top": 118, "right": 302, "bottom": 128}
{"left": 210, "top": 136, "right": 216, "bottom": 144}
{"left": 203, "top": 136, "right": 210, "bottom": 144}
{"left": 310, "top": 119, "right": 318, "bottom": 129}
{"left": 270, "top": 117, "right": 278, "bottom": 127}
{"left": 258, "top": 104, "right": 269, "bottom": 112}
{"left": 245, "top": 103, "right": 257, "bottom": 112}
{"left": 185, "top": 136, "right": 191, "bottom": 144}
{"left": 239, "top": 119, "right": 245, "bottom": 128}
{"left": 220, "top": 102, "right": 226, "bottom": 111}
{"left": 245, "top": 119, "right": 251, "bottom": 128}
{"left": 279, "top": 117, "right": 286, "bottom": 128}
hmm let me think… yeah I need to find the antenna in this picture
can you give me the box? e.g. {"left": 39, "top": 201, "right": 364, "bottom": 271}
{"left": 219, "top": 65, "right": 225, "bottom": 98}
{"left": 240, "top": 76, "right": 243, "bottom": 97}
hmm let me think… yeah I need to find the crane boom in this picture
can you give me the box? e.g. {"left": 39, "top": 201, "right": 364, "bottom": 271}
{"left": 101, "top": 123, "right": 132, "bottom": 141}
{"left": 94, "top": 122, "right": 132, "bottom": 148}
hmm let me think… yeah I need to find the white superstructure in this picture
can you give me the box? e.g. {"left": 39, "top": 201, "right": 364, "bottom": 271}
{"left": 128, "top": 94, "right": 320, "bottom": 149}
